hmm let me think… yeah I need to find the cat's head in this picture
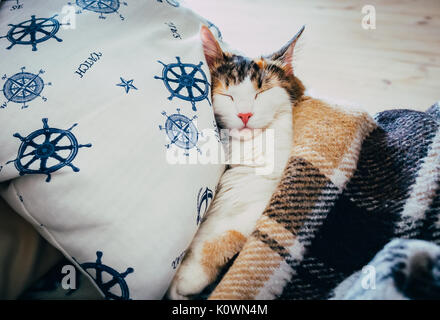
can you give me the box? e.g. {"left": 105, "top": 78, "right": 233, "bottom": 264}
{"left": 200, "top": 25, "right": 305, "bottom": 132}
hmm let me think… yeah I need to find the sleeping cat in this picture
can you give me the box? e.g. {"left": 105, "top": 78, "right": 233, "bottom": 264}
{"left": 167, "top": 25, "right": 305, "bottom": 299}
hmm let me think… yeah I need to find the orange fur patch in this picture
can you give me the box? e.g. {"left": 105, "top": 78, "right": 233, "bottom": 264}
{"left": 212, "top": 80, "right": 226, "bottom": 95}
{"left": 201, "top": 230, "right": 247, "bottom": 281}
{"left": 255, "top": 58, "right": 266, "bottom": 69}
{"left": 209, "top": 235, "right": 282, "bottom": 299}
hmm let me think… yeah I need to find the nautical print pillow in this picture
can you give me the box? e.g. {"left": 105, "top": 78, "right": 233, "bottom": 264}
{"left": 0, "top": 0, "right": 224, "bottom": 299}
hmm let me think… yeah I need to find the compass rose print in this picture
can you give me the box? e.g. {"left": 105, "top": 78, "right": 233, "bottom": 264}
{"left": 6, "top": 118, "right": 92, "bottom": 182}
{"left": 155, "top": 57, "right": 211, "bottom": 111}
{"left": 1, "top": 67, "right": 51, "bottom": 109}
{"left": 159, "top": 108, "right": 201, "bottom": 156}
{"left": 0, "top": 15, "right": 67, "bottom": 51}
{"left": 69, "top": 0, "right": 128, "bottom": 20}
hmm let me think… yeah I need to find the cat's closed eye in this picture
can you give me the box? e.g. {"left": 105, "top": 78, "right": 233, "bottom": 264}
{"left": 254, "top": 88, "right": 269, "bottom": 99}
{"left": 218, "top": 93, "right": 234, "bottom": 101}
{"left": 217, "top": 89, "right": 269, "bottom": 102}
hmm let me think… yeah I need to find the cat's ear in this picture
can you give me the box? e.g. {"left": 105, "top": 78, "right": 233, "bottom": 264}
{"left": 200, "top": 25, "right": 223, "bottom": 71}
{"left": 266, "top": 25, "right": 305, "bottom": 76}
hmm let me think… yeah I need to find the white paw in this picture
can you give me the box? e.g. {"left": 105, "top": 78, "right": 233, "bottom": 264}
{"left": 167, "top": 263, "right": 211, "bottom": 300}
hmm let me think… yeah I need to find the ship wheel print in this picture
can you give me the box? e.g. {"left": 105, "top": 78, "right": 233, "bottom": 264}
{"left": 81, "top": 251, "right": 134, "bottom": 300}
{"left": 71, "top": 0, "right": 128, "bottom": 20}
{"left": 6, "top": 118, "right": 92, "bottom": 182}
{"left": 159, "top": 108, "right": 201, "bottom": 156}
{"left": 0, "top": 15, "right": 66, "bottom": 51}
{"left": 1, "top": 67, "right": 51, "bottom": 109}
{"left": 155, "top": 57, "right": 211, "bottom": 111}
{"left": 206, "top": 20, "right": 223, "bottom": 41}
{"left": 197, "top": 187, "right": 213, "bottom": 225}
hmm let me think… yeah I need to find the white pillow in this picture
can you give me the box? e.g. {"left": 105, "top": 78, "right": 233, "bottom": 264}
{"left": 0, "top": 0, "right": 224, "bottom": 299}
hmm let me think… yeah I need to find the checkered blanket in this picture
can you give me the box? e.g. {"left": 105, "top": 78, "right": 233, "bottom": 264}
{"left": 209, "top": 98, "right": 440, "bottom": 300}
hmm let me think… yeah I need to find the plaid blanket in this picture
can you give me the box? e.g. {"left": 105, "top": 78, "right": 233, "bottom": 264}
{"left": 331, "top": 238, "right": 440, "bottom": 299}
{"left": 209, "top": 98, "right": 440, "bottom": 300}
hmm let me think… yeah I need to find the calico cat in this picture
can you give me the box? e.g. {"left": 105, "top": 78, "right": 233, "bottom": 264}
{"left": 167, "top": 25, "right": 305, "bottom": 299}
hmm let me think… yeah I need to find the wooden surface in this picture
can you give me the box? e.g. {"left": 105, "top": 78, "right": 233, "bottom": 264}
{"left": 185, "top": 0, "right": 440, "bottom": 114}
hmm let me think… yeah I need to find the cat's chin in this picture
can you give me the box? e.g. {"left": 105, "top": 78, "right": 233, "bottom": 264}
{"left": 229, "top": 128, "right": 262, "bottom": 141}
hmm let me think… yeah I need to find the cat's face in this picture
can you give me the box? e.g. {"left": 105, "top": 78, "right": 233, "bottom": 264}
{"left": 201, "top": 26, "right": 305, "bottom": 132}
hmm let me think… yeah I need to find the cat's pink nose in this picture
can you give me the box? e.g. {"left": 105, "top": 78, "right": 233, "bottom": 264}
{"left": 237, "top": 113, "right": 253, "bottom": 126}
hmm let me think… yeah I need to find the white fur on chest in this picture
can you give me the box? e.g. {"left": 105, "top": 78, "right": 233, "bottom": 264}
{"left": 208, "top": 76, "right": 294, "bottom": 228}
{"left": 207, "top": 104, "right": 293, "bottom": 232}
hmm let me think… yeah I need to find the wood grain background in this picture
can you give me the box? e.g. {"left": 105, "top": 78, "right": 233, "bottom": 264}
{"left": 185, "top": 0, "right": 440, "bottom": 114}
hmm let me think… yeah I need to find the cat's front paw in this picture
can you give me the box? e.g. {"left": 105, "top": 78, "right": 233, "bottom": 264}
{"left": 167, "top": 263, "right": 211, "bottom": 300}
